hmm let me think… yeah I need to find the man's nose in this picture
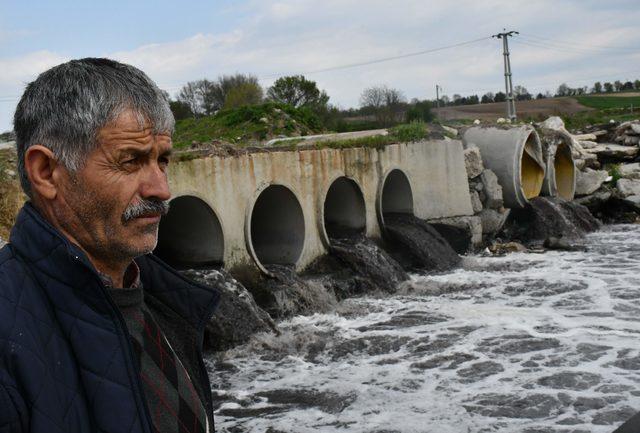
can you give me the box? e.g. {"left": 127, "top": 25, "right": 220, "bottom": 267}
{"left": 140, "top": 162, "right": 171, "bottom": 201}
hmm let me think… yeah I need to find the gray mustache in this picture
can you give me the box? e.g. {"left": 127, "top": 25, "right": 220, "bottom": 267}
{"left": 122, "top": 199, "right": 170, "bottom": 223}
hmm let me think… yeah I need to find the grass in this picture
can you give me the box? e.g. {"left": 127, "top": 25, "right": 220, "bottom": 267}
{"left": 562, "top": 110, "right": 638, "bottom": 130}
{"left": 313, "top": 121, "right": 430, "bottom": 150}
{"left": 0, "top": 149, "right": 25, "bottom": 239}
{"left": 576, "top": 96, "right": 640, "bottom": 110}
{"left": 173, "top": 102, "right": 322, "bottom": 149}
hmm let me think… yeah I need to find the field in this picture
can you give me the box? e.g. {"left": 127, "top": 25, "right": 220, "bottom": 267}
{"left": 433, "top": 97, "right": 592, "bottom": 122}
{"left": 576, "top": 95, "right": 640, "bottom": 110}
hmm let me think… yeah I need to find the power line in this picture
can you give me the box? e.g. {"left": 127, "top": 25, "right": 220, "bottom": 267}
{"left": 519, "top": 32, "right": 638, "bottom": 53}
{"left": 259, "top": 36, "right": 492, "bottom": 79}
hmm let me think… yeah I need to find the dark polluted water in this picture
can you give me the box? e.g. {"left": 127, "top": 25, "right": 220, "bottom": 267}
{"left": 207, "top": 225, "right": 640, "bottom": 433}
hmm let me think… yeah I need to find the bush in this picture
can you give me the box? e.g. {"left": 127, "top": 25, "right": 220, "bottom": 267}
{"left": 389, "top": 121, "right": 429, "bottom": 142}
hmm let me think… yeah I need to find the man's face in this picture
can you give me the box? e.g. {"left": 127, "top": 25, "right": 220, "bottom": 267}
{"left": 55, "top": 109, "right": 172, "bottom": 264}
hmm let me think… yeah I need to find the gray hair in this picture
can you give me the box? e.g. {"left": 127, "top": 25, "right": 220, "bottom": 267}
{"left": 13, "top": 58, "right": 174, "bottom": 197}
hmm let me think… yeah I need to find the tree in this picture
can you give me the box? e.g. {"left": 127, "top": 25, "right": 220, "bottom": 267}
{"left": 481, "top": 92, "right": 494, "bottom": 104}
{"left": 593, "top": 81, "right": 603, "bottom": 93}
{"left": 513, "top": 85, "right": 531, "bottom": 101}
{"left": 622, "top": 81, "right": 634, "bottom": 91}
{"left": 359, "top": 85, "right": 406, "bottom": 126}
{"left": 614, "top": 80, "right": 623, "bottom": 92}
{"left": 211, "top": 74, "right": 262, "bottom": 110}
{"left": 267, "top": 75, "right": 329, "bottom": 109}
{"left": 635, "top": 80, "right": 640, "bottom": 90}
{"left": 169, "top": 100, "right": 194, "bottom": 120}
{"left": 223, "top": 82, "right": 264, "bottom": 109}
{"left": 604, "top": 82, "right": 614, "bottom": 93}
{"left": 494, "top": 91, "right": 506, "bottom": 102}
{"left": 406, "top": 100, "right": 433, "bottom": 122}
{"left": 177, "top": 74, "right": 263, "bottom": 115}
{"left": 536, "top": 93, "right": 545, "bottom": 99}
{"left": 556, "top": 83, "right": 570, "bottom": 97}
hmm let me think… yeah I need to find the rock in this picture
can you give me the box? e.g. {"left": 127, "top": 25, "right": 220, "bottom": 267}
{"left": 480, "top": 169, "right": 503, "bottom": 209}
{"left": 540, "top": 116, "right": 565, "bottom": 131}
{"left": 632, "top": 123, "right": 640, "bottom": 134}
{"left": 622, "top": 194, "right": 640, "bottom": 211}
{"left": 584, "top": 143, "right": 639, "bottom": 160}
{"left": 574, "top": 159, "right": 586, "bottom": 170}
{"left": 488, "top": 241, "right": 527, "bottom": 254}
{"left": 0, "top": 237, "right": 5, "bottom": 248}
{"left": 624, "top": 135, "right": 640, "bottom": 145}
{"left": 181, "top": 268, "right": 278, "bottom": 351}
{"left": 473, "top": 119, "right": 481, "bottom": 125}
{"left": 573, "top": 191, "right": 612, "bottom": 210}
{"left": 501, "top": 197, "right": 600, "bottom": 244}
{"left": 577, "top": 140, "right": 598, "bottom": 149}
{"left": 428, "top": 215, "right": 483, "bottom": 249}
{"left": 383, "top": 213, "right": 461, "bottom": 272}
{"left": 496, "top": 117, "right": 507, "bottom": 124}
{"left": 470, "top": 190, "right": 483, "bottom": 213}
{"left": 573, "top": 133, "right": 597, "bottom": 141}
{"left": 463, "top": 147, "right": 484, "bottom": 179}
{"left": 479, "top": 208, "right": 510, "bottom": 236}
{"left": 616, "top": 178, "right": 640, "bottom": 197}
{"left": 575, "top": 168, "right": 609, "bottom": 196}
{"left": 618, "top": 163, "right": 640, "bottom": 179}
{"left": 441, "top": 125, "right": 458, "bottom": 137}
{"left": 581, "top": 153, "right": 600, "bottom": 169}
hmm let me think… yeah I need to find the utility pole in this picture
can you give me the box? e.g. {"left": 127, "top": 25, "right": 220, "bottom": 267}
{"left": 435, "top": 84, "right": 440, "bottom": 108}
{"left": 492, "top": 30, "right": 518, "bottom": 121}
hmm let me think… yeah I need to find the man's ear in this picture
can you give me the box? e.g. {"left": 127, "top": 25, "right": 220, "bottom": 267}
{"left": 24, "top": 145, "right": 61, "bottom": 200}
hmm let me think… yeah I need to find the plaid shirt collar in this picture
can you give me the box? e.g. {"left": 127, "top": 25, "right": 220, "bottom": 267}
{"left": 98, "top": 261, "right": 142, "bottom": 289}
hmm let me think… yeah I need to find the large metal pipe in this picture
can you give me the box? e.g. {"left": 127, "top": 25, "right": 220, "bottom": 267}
{"left": 463, "top": 126, "right": 546, "bottom": 208}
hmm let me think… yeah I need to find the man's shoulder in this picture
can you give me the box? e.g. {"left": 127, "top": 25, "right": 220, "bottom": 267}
{"left": 0, "top": 243, "right": 48, "bottom": 333}
{"left": 0, "top": 244, "right": 28, "bottom": 300}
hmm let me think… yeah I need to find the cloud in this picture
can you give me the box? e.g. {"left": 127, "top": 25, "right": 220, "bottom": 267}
{"left": 1, "top": 0, "right": 640, "bottom": 131}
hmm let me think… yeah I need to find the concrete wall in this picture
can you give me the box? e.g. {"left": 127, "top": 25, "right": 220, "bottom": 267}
{"left": 160, "top": 139, "right": 473, "bottom": 280}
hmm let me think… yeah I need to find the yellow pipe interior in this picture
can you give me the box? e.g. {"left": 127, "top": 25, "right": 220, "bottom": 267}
{"left": 520, "top": 138, "right": 545, "bottom": 200}
{"left": 554, "top": 144, "right": 575, "bottom": 200}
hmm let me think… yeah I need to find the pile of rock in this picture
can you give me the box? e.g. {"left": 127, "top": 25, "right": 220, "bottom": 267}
{"left": 464, "top": 146, "right": 511, "bottom": 240}
{"left": 540, "top": 117, "right": 640, "bottom": 222}
{"left": 614, "top": 121, "right": 640, "bottom": 146}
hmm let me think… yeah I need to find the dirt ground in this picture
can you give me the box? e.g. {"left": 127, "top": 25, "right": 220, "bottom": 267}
{"left": 433, "top": 97, "right": 593, "bottom": 121}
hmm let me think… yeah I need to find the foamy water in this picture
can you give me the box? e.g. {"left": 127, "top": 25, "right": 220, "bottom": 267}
{"left": 208, "top": 225, "right": 640, "bottom": 432}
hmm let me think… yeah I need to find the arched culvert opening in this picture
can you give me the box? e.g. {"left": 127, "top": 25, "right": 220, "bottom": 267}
{"left": 155, "top": 196, "right": 224, "bottom": 269}
{"left": 250, "top": 185, "right": 305, "bottom": 267}
{"left": 323, "top": 177, "right": 366, "bottom": 240}
{"left": 381, "top": 169, "right": 414, "bottom": 220}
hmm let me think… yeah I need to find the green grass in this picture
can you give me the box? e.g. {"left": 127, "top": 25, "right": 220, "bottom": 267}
{"left": 562, "top": 110, "right": 638, "bottom": 130}
{"left": 313, "top": 122, "right": 430, "bottom": 150}
{"left": 576, "top": 96, "right": 640, "bottom": 110}
{"left": 172, "top": 102, "right": 322, "bottom": 149}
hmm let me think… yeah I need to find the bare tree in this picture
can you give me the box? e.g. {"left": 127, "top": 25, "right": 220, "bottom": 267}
{"left": 360, "top": 85, "right": 406, "bottom": 126}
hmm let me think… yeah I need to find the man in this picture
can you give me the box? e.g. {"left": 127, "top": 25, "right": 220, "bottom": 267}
{"left": 0, "top": 58, "right": 219, "bottom": 433}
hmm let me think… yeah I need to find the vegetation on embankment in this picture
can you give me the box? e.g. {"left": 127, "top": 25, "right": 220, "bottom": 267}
{"left": 0, "top": 148, "right": 25, "bottom": 239}
{"left": 173, "top": 102, "right": 323, "bottom": 149}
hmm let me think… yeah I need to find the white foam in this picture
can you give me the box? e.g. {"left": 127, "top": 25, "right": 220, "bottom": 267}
{"left": 212, "top": 225, "right": 640, "bottom": 432}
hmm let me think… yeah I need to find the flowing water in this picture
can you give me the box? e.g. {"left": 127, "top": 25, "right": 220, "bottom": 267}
{"left": 208, "top": 224, "right": 640, "bottom": 432}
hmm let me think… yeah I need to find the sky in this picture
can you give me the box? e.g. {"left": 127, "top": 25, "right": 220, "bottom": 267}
{"left": 0, "top": 0, "right": 639, "bottom": 132}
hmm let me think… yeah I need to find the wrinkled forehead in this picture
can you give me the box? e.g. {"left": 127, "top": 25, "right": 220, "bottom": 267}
{"left": 102, "top": 108, "right": 172, "bottom": 136}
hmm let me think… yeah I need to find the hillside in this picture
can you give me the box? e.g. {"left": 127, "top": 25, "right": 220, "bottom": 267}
{"left": 173, "top": 102, "right": 322, "bottom": 149}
